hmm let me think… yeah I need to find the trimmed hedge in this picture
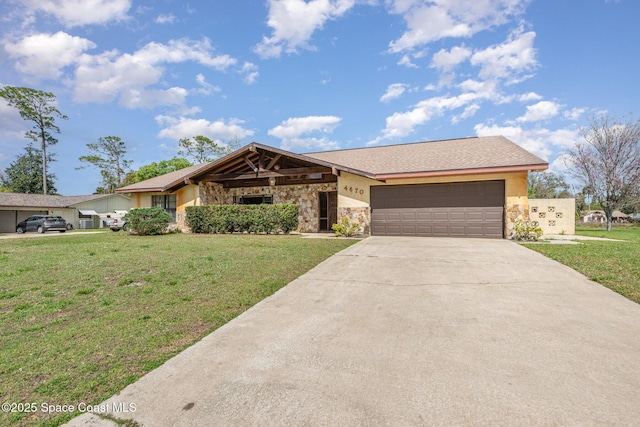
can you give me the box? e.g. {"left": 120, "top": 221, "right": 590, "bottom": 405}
{"left": 123, "top": 206, "right": 173, "bottom": 236}
{"left": 186, "top": 204, "right": 299, "bottom": 234}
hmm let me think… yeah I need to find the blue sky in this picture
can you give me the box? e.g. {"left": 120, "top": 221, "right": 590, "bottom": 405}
{"left": 0, "top": 0, "right": 638, "bottom": 195}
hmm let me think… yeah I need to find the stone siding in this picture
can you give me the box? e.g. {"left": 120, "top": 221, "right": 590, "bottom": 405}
{"left": 337, "top": 207, "right": 371, "bottom": 236}
{"left": 200, "top": 182, "right": 337, "bottom": 233}
{"left": 505, "top": 203, "right": 527, "bottom": 238}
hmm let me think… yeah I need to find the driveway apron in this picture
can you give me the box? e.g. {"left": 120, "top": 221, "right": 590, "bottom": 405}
{"left": 67, "top": 237, "right": 640, "bottom": 426}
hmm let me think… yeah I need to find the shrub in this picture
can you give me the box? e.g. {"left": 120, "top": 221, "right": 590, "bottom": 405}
{"left": 185, "top": 204, "right": 299, "bottom": 234}
{"left": 513, "top": 218, "right": 543, "bottom": 241}
{"left": 331, "top": 217, "right": 361, "bottom": 237}
{"left": 123, "top": 206, "right": 173, "bottom": 236}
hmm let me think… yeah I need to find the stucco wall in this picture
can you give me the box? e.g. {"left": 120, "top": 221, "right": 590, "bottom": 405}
{"left": 529, "top": 198, "right": 576, "bottom": 235}
{"left": 200, "top": 182, "right": 337, "bottom": 233}
{"left": 129, "top": 185, "right": 200, "bottom": 231}
{"left": 337, "top": 171, "right": 530, "bottom": 238}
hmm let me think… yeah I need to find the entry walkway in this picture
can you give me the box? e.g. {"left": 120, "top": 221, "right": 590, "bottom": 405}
{"left": 67, "top": 237, "right": 640, "bottom": 426}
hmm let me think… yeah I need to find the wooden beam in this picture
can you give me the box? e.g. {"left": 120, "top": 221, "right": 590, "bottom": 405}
{"left": 243, "top": 156, "right": 258, "bottom": 172}
{"left": 201, "top": 166, "right": 331, "bottom": 182}
{"left": 266, "top": 154, "right": 281, "bottom": 171}
{"left": 332, "top": 167, "right": 340, "bottom": 176}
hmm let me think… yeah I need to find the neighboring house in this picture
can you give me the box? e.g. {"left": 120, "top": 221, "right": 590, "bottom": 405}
{"left": 116, "top": 136, "right": 548, "bottom": 239}
{"left": 582, "top": 210, "right": 606, "bottom": 224}
{"left": 0, "top": 193, "right": 131, "bottom": 233}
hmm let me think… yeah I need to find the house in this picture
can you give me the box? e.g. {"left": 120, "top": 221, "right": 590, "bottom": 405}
{"left": 0, "top": 193, "right": 131, "bottom": 233}
{"left": 116, "top": 136, "right": 548, "bottom": 238}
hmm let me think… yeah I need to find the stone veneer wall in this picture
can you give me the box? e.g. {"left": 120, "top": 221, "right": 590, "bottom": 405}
{"left": 337, "top": 207, "right": 370, "bottom": 236}
{"left": 200, "top": 182, "right": 337, "bottom": 233}
{"left": 505, "top": 203, "right": 527, "bottom": 238}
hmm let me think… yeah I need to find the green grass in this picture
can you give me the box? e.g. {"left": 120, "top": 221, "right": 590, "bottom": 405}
{"left": 524, "top": 225, "right": 640, "bottom": 304}
{"left": 0, "top": 233, "right": 357, "bottom": 426}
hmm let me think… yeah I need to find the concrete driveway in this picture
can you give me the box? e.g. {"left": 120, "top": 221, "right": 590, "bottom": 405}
{"left": 67, "top": 237, "right": 640, "bottom": 426}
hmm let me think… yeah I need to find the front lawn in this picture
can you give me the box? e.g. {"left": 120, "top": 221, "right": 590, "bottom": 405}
{"left": 524, "top": 226, "right": 640, "bottom": 304}
{"left": 0, "top": 233, "right": 356, "bottom": 426}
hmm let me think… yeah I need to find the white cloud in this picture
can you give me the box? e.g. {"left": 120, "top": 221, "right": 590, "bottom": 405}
{"left": 470, "top": 27, "right": 538, "bottom": 83}
{"left": 517, "top": 100, "right": 561, "bottom": 123}
{"left": 73, "top": 38, "right": 237, "bottom": 107}
{"left": 4, "top": 31, "right": 96, "bottom": 79}
{"left": 20, "top": 0, "right": 131, "bottom": 27}
{"left": 254, "top": 0, "right": 356, "bottom": 58}
{"left": 474, "top": 122, "right": 579, "bottom": 160}
{"left": 398, "top": 54, "right": 419, "bottom": 68}
{"left": 387, "top": 0, "right": 529, "bottom": 53}
{"left": 241, "top": 62, "right": 259, "bottom": 84}
{"left": 380, "top": 83, "right": 408, "bottom": 102}
{"left": 194, "top": 74, "right": 221, "bottom": 95}
{"left": 380, "top": 91, "right": 487, "bottom": 139}
{"left": 518, "top": 92, "right": 542, "bottom": 102}
{"left": 430, "top": 45, "right": 472, "bottom": 72}
{"left": 563, "top": 107, "right": 587, "bottom": 121}
{"left": 268, "top": 115, "right": 341, "bottom": 151}
{"left": 155, "top": 14, "right": 176, "bottom": 24}
{"left": 451, "top": 104, "right": 480, "bottom": 124}
{"left": 156, "top": 115, "right": 255, "bottom": 143}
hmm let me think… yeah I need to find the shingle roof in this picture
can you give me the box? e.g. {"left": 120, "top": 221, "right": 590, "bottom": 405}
{"left": 116, "top": 163, "right": 210, "bottom": 193}
{"left": 0, "top": 193, "right": 128, "bottom": 208}
{"left": 304, "top": 136, "right": 547, "bottom": 177}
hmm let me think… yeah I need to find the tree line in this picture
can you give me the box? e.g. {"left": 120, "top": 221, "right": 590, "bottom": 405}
{"left": 0, "top": 86, "right": 240, "bottom": 195}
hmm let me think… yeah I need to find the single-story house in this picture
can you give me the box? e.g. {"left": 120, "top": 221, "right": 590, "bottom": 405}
{"left": 116, "top": 136, "right": 549, "bottom": 238}
{"left": 117, "top": 136, "right": 548, "bottom": 238}
{"left": 0, "top": 193, "right": 131, "bottom": 233}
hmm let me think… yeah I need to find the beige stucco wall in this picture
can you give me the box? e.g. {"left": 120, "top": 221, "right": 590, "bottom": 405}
{"left": 529, "top": 198, "right": 576, "bottom": 235}
{"left": 129, "top": 185, "right": 200, "bottom": 231}
{"left": 337, "top": 171, "right": 530, "bottom": 238}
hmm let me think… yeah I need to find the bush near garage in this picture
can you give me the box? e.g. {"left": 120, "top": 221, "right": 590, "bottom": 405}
{"left": 186, "top": 204, "right": 298, "bottom": 234}
{"left": 123, "top": 206, "right": 173, "bottom": 236}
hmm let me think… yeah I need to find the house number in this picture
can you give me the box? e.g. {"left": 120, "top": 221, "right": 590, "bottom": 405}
{"left": 344, "top": 185, "right": 364, "bottom": 195}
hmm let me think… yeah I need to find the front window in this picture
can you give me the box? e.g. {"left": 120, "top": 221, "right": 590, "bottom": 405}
{"left": 235, "top": 195, "right": 273, "bottom": 205}
{"left": 152, "top": 195, "right": 177, "bottom": 220}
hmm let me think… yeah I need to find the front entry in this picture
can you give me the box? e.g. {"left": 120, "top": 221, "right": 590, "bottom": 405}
{"left": 319, "top": 191, "right": 337, "bottom": 231}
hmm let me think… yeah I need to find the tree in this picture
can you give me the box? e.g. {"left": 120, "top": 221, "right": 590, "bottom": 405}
{"left": 0, "top": 144, "right": 57, "bottom": 194}
{"left": 178, "top": 135, "right": 241, "bottom": 163}
{"left": 0, "top": 86, "right": 67, "bottom": 195}
{"left": 77, "top": 136, "right": 133, "bottom": 193}
{"left": 135, "top": 157, "right": 193, "bottom": 182}
{"left": 567, "top": 114, "right": 640, "bottom": 231}
{"left": 528, "top": 171, "right": 572, "bottom": 199}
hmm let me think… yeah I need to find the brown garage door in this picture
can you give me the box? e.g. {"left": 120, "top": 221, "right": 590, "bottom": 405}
{"left": 371, "top": 180, "right": 505, "bottom": 238}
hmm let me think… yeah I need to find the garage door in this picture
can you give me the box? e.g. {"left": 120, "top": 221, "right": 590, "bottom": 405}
{"left": 371, "top": 180, "right": 505, "bottom": 238}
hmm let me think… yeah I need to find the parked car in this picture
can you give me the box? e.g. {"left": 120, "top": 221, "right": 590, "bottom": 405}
{"left": 16, "top": 215, "right": 67, "bottom": 234}
{"left": 109, "top": 217, "right": 129, "bottom": 232}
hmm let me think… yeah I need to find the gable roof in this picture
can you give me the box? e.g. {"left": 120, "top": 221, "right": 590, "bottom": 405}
{"left": 0, "top": 192, "right": 129, "bottom": 208}
{"left": 116, "top": 136, "right": 548, "bottom": 193}
{"left": 117, "top": 163, "right": 210, "bottom": 193}
{"left": 304, "top": 136, "right": 547, "bottom": 179}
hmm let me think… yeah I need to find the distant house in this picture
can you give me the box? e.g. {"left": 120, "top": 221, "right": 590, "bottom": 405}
{"left": 0, "top": 193, "right": 131, "bottom": 233}
{"left": 582, "top": 210, "right": 629, "bottom": 224}
{"left": 117, "top": 136, "right": 548, "bottom": 239}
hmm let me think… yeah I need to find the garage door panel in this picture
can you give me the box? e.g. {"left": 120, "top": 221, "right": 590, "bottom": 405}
{"left": 371, "top": 181, "right": 504, "bottom": 238}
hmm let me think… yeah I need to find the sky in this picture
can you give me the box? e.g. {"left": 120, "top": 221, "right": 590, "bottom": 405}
{"left": 0, "top": 0, "right": 638, "bottom": 195}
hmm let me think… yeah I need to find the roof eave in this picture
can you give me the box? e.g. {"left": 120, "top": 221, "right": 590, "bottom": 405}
{"left": 374, "top": 163, "right": 549, "bottom": 181}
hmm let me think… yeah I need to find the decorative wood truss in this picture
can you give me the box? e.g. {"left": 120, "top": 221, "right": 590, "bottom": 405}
{"left": 189, "top": 144, "right": 340, "bottom": 188}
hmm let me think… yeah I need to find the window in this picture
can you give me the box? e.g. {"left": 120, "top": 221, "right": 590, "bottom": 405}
{"left": 234, "top": 195, "right": 273, "bottom": 205}
{"left": 152, "top": 195, "right": 177, "bottom": 220}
